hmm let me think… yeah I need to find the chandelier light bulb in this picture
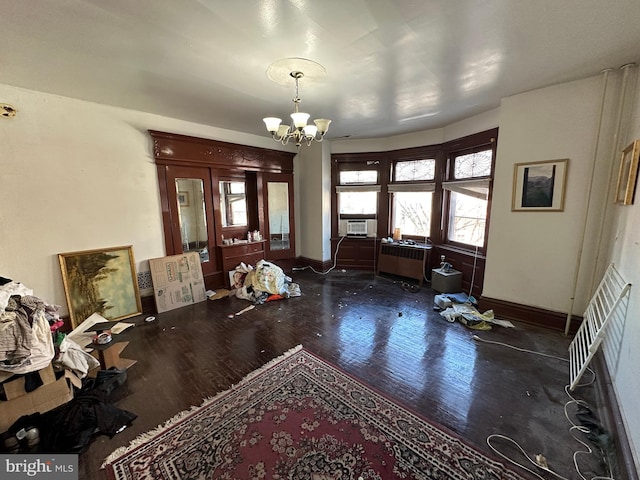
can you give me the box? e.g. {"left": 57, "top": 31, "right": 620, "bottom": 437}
{"left": 291, "top": 112, "right": 310, "bottom": 129}
{"left": 277, "top": 124, "right": 290, "bottom": 137}
{"left": 303, "top": 124, "right": 318, "bottom": 137}
{"left": 263, "top": 117, "right": 282, "bottom": 133}
{"left": 314, "top": 118, "right": 331, "bottom": 134}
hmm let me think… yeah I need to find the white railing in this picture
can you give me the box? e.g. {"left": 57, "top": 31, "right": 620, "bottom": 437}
{"left": 568, "top": 263, "right": 631, "bottom": 390}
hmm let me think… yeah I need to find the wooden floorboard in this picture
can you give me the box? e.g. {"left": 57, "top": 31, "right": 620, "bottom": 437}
{"left": 79, "top": 269, "right": 616, "bottom": 479}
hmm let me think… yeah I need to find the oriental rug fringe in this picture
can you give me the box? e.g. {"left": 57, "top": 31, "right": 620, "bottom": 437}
{"left": 103, "top": 345, "right": 525, "bottom": 480}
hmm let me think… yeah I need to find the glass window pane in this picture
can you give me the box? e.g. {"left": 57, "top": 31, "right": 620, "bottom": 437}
{"left": 453, "top": 149, "right": 492, "bottom": 179}
{"left": 395, "top": 159, "right": 435, "bottom": 181}
{"left": 219, "top": 181, "right": 247, "bottom": 227}
{"left": 338, "top": 191, "right": 378, "bottom": 215}
{"left": 340, "top": 170, "right": 378, "bottom": 184}
{"left": 392, "top": 191, "right": 432, "bottom": 237}
{"left": 447, "top": 190, "right": 487, "bottom": 247}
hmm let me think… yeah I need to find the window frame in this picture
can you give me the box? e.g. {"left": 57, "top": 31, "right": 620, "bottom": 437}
{"left": 388, "top": 157, "right": 437, "bottom": 239}
{"left": 440, "top": 134, "right": 497, "bottom": 254}
{"left": 331, "top": 128, "right": 497, "bottom": 254}
{"left": 334, "top": 159, "right": 383, "bottom": 221}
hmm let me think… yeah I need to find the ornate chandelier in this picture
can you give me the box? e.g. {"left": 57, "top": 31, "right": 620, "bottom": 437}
{"left": 263, "top": 70, "right": 331, "bottom": 148}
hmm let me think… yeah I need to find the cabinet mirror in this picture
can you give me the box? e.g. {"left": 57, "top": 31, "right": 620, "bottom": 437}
{"left": 176, "top": 178, "right": 210, "bottom": 262}
{"left": 219, "top": 180, "right": 248, "bottom": 227}
{"left": 267, "top": 181, "right": 290, "bottom": 250}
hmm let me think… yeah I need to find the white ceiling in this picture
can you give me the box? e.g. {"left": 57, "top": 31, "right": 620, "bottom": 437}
{"left": 3, "top": 1, "right": 640, "bottom": 140}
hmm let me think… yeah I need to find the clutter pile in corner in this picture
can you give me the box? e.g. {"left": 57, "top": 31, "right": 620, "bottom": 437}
{"left": 0, "top": 275, "right": 135, "bottom": 454}
{"left": 230, "top": 259, "right": 301, "bottom": 304}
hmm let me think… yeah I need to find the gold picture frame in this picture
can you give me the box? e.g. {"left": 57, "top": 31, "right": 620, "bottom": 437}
{"left": 512, "top": 159, "right": 568, "bottom": 211}
{"left": 58, "top": 245, "right": 142, "bottom": 328}
{"left": 614, "top": 140, "right": 640, "bottom": 205}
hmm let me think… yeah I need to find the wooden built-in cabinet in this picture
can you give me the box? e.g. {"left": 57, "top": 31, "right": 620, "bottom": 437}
{"left": 220, "top": 241, "right": 266, "bottom": 287}
{"left": 150, "top": 130, "right": 296, "bottom": 291}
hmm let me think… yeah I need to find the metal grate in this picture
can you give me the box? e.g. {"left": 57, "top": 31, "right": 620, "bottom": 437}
{"left": 568, "top": 263, "right": 631, "bottom": 390}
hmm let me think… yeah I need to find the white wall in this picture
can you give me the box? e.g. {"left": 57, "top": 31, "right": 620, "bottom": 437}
{"left": 0, "top": 83, "right": 290, "bottom": 309}
{"left": 483, "top": 75, "right": 606, "bottom": 314}
{"left": 294, "top": 140, "right": 332, "bottom": 262}
{"left": 601, "top": 70, "right": 640, "bottom": 471}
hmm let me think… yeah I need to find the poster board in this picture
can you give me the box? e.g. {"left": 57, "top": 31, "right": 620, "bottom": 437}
{"left": 149, "top": 252, "right": 206, "bottom": 313}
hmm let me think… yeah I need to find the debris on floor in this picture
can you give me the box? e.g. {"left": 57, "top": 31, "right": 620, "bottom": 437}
{"left": 434, "top": 293, "right": 514, "bottom": 330}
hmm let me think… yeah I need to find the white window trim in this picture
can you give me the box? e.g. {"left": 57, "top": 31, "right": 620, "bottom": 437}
{"left": 335, "top": 185, "right": 381, "bottom": 193}
{"left": 442, "top": 178, "right": 490, "bottom": 200}
{"left": 388, "top": 183, "right": 435, "bottom": 193}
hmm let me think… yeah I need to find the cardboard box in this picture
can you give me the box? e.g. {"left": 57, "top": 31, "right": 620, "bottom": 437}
{"left": 0, "top": 364, "right": 82, "bottom": 432}
{"left": 149, "top": 252, "right": 206, "bottom": 313}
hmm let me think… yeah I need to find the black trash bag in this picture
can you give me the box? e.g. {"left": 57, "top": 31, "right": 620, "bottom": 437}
{"left": 36, "top": 392, "right": 137, "bottom": 454}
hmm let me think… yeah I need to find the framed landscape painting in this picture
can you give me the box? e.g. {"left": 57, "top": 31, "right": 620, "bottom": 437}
{"left": 58, "top": 245, "right": 142, "bottom": 328}
{"left": 512, "top": 159, "right": 568, "bottom": 211}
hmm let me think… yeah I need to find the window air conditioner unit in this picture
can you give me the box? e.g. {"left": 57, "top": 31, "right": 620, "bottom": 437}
{"left": 346, "top": 220, "right": 367, "bottom": 237}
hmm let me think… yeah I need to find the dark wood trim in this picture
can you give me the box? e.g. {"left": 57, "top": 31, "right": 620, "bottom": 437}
{"left": 149, "top": 130, "right": 294, "bottom": 173}
{"left": 294, "top": 256, "right": 333, "bottom": 274}
{"left": 478, "top": 296, "right": 582, "bottom": 334}
{"left": 140, "top": 295, "right": 156, "bottom": 315}
{"left": 439, "top": 128, "right": 498, "bottom": 254}
{"left": 592, "top": 352, "right": 639, "bottom": 480}
{"left": 150, "top": 131, "right": 296, "bottom": 291}
{"left": 332, "top": 237, "right": 378, "bottom": 270}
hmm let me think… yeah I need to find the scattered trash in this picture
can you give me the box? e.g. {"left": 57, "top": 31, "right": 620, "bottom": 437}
{"left": 401, "top": 282, "right": 420, "bottom": 293}
{"left": 228, "top": 305, "right": 255, "bottom": 318}
{"left": 435, "top": 293, "right": 514, "bottom": 330}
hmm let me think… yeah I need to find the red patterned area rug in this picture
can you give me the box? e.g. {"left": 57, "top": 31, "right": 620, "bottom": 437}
{"left": 103, "top": 346, "right": 525, "bottom": 480}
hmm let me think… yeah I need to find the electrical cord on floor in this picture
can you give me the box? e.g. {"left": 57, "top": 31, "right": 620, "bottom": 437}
{"left": 474, "top": 335, "right": 615, "bottom": 480}
{"left": 292, "top": 235, "right": 347, "bottom": 275}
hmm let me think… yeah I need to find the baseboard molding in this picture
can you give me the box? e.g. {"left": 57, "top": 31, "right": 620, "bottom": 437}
{"left": 295, "top": 256, "right": 333, "bottom": 274}
{"left": 592, "top": 352, "right": 639, "bottom": 480}
{"left": 478, "top": 296, "right": 582, "bottom": 334}
{"left": 141, "top": 295, "right": 156, "bottom": 315}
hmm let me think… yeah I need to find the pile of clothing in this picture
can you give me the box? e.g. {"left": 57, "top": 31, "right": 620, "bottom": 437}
{"left": 0, "top": 277, "right": 61, "bottom": 376}
{"left": 232, "top": 260, "right": 301, "bottom": 304}
{"left": 0, "top": 277, "right": 99, "bottom": 380}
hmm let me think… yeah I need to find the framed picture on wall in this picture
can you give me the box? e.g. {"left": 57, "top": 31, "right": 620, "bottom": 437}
{"left": 614, "top": 140, "right": 640, "bottom": 205}
{"left": 512, "top": 159, "right": 568, "bottom": 211}
{"left": 178, "top": 191, "right": 190, "bottom": 207}
{"left": 58, "top": 245, "right": 142, "bottom": 328}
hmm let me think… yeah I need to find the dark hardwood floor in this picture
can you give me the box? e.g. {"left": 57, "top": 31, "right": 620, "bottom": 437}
{"left": 80, "top": 269, "right": 617, "bottom": 479}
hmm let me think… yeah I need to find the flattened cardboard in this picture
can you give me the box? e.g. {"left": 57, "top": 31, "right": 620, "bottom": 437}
{"left": 149, "top": 252, "right": 206, "bottom": 313}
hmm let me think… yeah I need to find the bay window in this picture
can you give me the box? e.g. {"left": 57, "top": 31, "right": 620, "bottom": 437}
{"left": 332, "top": 128, "right": 497, "bottom": 252}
